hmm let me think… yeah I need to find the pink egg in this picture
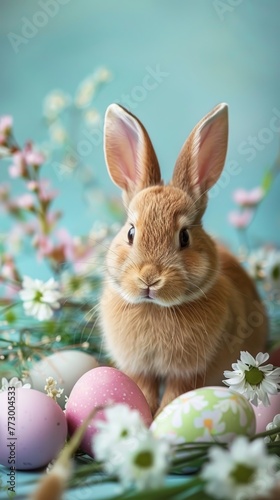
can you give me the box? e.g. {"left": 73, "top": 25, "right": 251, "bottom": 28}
{"left": 66, "top": 367, "right": 152, "bottom": 456}
{"left": 252, "top": 393, "right": 280, "bottom": 433}
{"left": 0, "top": 389, "right": 67, "bottom": 470}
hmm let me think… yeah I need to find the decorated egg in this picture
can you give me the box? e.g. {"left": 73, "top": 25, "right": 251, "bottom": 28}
{"left": 0, "top": 389, "right": 67, "bottom": 470}
{"left": 66, "top": 366, "right": 152, "bottom": 456}
{"left": 26, "top": 350, "right": 99, "bottom": 408}
{"left": 252, "top": 393, "right": 280, "bottom": 433}
{"left": 151, "top": 387, "right": 256, "bottom": 444}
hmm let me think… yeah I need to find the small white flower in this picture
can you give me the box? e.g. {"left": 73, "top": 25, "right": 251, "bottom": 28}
{"left": 43, "top": 90, "right": 71, "bottom": 120}
{"left": 201, "top": 436, "right": 280, "bottom": 500}
{"left": 49, "top": 121, "right": 68, "bottom": 144}
{"left": 93, "top": 403, "right": 146, "bottom": 465}
{"left": 0, "top": 377, "right": 31, "bottom": 392}
{"left": 264, "top": 414, "right": 280, "bottom": 444}
{"left": 19, "top": 276, "right": 62, "bottom": 321}
{"left": 246, "top": 247, "right": 268, "bottom": 280}
{"left": 74, "top": 77, "right": 96, "bottom": 109}
{"left": 94, "top": 67, "right": 112, "bottom": 83}
{"left": 60, "top": 272, "right": 92, "bottom": 301}
{"left": 117, "top": 432, "right": 170, "bottom": 491}
{"left": 44, "top": 377, "right": 64, "bottom": 401}
{"left": 223, "top": 351, "right": 280, "bottom": 407}
{"left": 93, "top": 403, "right": 170, "bottom": 490}
{"left": 84, "top": 108, "right": 100, "bottom": 126}
{"left": 264, "top": 249, "right": 280, "bottom": 290}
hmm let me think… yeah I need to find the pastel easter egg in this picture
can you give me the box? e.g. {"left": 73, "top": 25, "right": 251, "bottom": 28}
{"left": 0, "top": 389, "right": 67, "bottom": 470}
{"left": 151, "top": 386, "right": 256, "bottom": 444}
{"left": 26, "top": 350, "right": 99, "bottom": 408}
{"left": 66, "top": 366, "right": 152, "bottom": 456}
{"left": 252, "top": 393, "right": 280, "bottom": 433}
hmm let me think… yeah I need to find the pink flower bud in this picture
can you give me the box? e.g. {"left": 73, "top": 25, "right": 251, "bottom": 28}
{"left": 0, "top": 115, "right": 13, "bottom": 135}
{"left": 16, "top": 193, "right": 35, "bottom": 209}
{"left": 24, "top": 150, "right": 45, "bottom": 166}
{"left": 8, "top": 152, "right": 26, "bottom": 178}
{"left": 228, "top": 210, "right": 253, "bottom": 228}
{"left": 233, "top": 187, "right": 264, "bottom": 207}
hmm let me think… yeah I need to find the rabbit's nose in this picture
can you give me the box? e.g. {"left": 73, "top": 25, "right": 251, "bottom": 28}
{"left": 138, "top": 265, "right": 162, "bottom": 288}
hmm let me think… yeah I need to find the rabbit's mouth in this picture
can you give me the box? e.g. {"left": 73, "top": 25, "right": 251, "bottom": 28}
{"left": 142, "top": 287, "right": 156, "bottom": 301}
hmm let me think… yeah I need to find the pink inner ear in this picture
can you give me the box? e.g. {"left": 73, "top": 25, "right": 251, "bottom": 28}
{"left": 196, "top": 115, "right": 227, "bottom": 190}
{"left": 197, "top": 122, "right": 215, "bottom": 185}
{"left": 113, "top": 114, "right": 142, "bottom": 184}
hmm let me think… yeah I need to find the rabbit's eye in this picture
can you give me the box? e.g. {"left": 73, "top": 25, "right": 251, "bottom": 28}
{"left": 179, "top": 228, "right": 189, "bottom": 248}
{"left": 128, "top": 225, "right": 135, "bottom": 245}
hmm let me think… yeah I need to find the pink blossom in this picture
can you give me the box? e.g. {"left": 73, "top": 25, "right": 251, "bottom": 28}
{"left": 46, "top": 210, "right": 61, "bottom": 229}
{"left": 233, "top": 187, "right": 264, "bottom": 207}
{"left": 33, "top": 234, "right": 54, "bottom": 259}
{"left": 73, "top": 247, "right": 95, "bottom": 274}
{"left": 0, "top": 255, "right": 20, "bottom": 297}
{"left": 0, "top": 115, "right": 13, "bottom": 134}
{"left": 16, "top": 193, "right": 35, "bottom": 209}
{"left": 0, "top": 133, "right": 6, "bottom": 144}
{"left": 8, "top": 151, "right": 26, "bottom": 178}
{"left": 24, "top": 149, "right": 45, "bottom": 166}
{"left": 228, "top": 210, "right": 253, "bottom": 228}
{"left": 27, "top": 179, "right": 58, "bottom": 202}
{"left": 26, "top": 180, "right": 38, "bottom": 191}
{"left": 56, "top": 228, "right": 75, "bottom": 261}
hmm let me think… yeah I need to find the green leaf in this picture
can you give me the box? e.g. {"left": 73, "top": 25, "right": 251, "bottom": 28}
{"left": 261, "top": 170, "right": 273, "bottom": 194}
{"left": 107, "top": 477, "right": 205, "bottom": 500}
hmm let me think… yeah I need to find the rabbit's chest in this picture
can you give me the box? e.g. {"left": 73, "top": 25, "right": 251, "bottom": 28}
{"left": 101, "top": 295, "right": 221, "bottom": 377}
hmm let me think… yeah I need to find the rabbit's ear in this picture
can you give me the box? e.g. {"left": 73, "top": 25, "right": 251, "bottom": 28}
{"left": 172, "top": 103, "right": 228, "bottom": 201}
{"left": 104, "top": 104, "right": 161, "bottom": 204}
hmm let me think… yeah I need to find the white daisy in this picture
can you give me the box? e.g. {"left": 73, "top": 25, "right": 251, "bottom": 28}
{"left": 92, "top": 403, "right": 170, "bottom": 490}
{"left": 201, "top": 436, "right": 280, "bottom": 500}
{"left": 92, "top": 403, "right": 146, "bottom": 466}
{"left": 0, "top": 377, "right": 31, "bottom": 392}
{"left": 264, "top": 414, "right": 280, "bottom": 444}
{"left": 19, "top": 275, "right": 62, "bottom": 321}
{"left": 223, "top": 351, "right": 280, "bottom": 406}
{"left": 117, "top": 432, "right": 170, "bottom": 491}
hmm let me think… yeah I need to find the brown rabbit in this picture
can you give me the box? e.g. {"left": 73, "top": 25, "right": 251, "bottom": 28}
{"left": 99, "top": 103, "right": 268, "bottom": 416}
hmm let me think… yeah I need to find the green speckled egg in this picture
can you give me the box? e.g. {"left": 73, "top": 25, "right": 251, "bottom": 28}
{"left": 151, "top": 386, "right": 255, "bottom": 444}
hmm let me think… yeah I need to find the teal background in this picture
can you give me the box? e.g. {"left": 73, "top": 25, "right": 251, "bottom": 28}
{"left": 1, "top": 0, "right": 280, "bottom": 278}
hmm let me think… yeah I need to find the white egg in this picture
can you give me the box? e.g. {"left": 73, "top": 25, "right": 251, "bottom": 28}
{"left": 26, "top": 350, "right": 99, "bottom": 408}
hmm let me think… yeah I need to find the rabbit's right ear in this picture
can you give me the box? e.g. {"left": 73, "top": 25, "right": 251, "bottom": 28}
{"left": 104, "top": 104, "right": 161, "bottom": 205}
{"left": 172, "top": 103, "right": 228, "bottom": 209}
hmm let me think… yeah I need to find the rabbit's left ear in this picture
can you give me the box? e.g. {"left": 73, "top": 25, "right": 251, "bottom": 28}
{"left": 104, "top": 104, "right": 161, "bottom": 205}
{"left": 172, "top": 103, "right": 228, "bottom": 200}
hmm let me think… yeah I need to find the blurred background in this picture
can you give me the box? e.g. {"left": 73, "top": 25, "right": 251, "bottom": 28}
{"left": 1, "top": 0, "right": 280, "bottom": 278}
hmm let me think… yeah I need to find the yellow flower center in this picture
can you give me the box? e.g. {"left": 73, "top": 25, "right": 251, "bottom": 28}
{"left": 230, "top": 463, "right": 255, "bottom": 484}
{"left": 134, "top": 450, "right": 154, "bottom": 469}
{"left": 34, "top": 290, "right": 43, "bottom": 303}
{"left": 245, "top": 366, "right": 264, "bottom": 386}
